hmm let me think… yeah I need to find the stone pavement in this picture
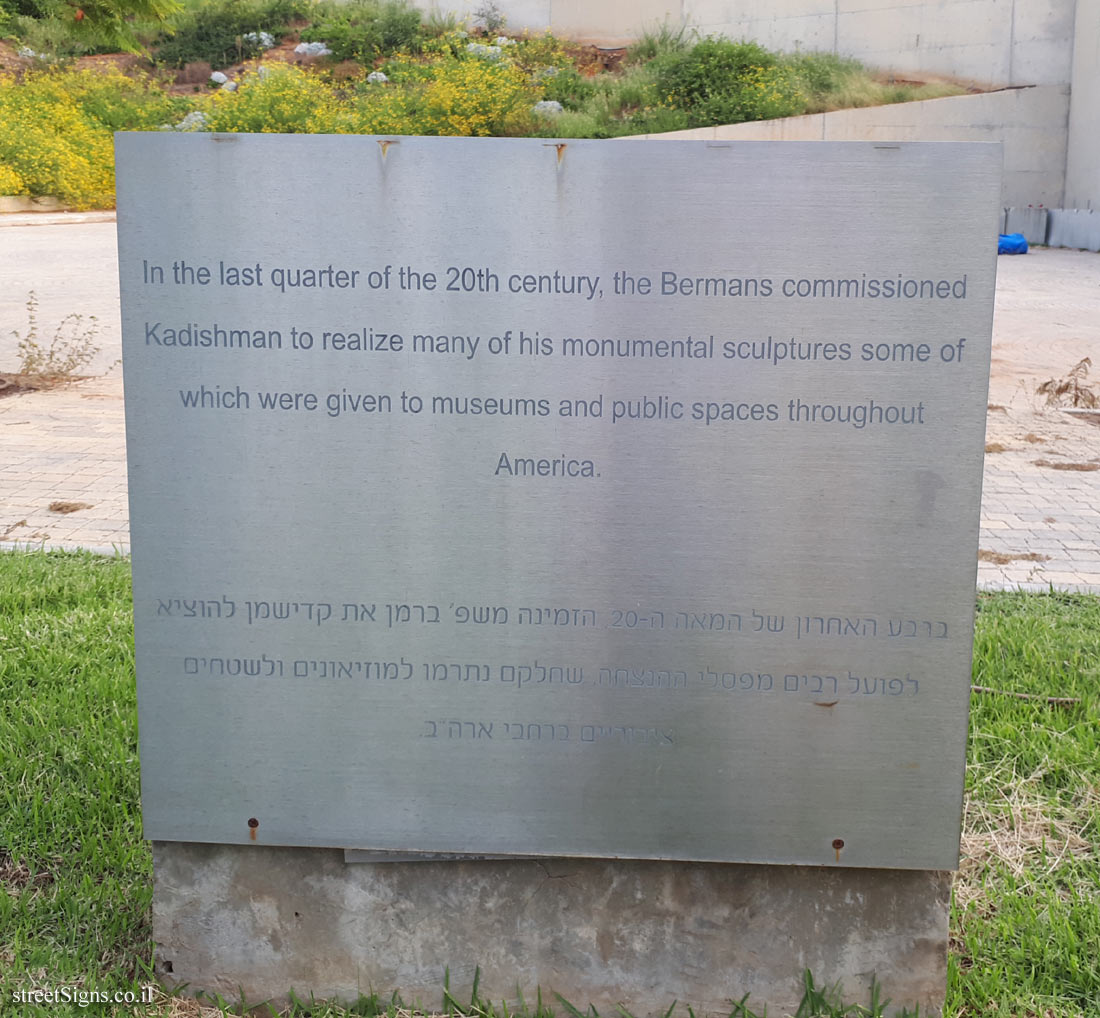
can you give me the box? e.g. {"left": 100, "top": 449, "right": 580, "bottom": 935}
{"left": 0, "top": 214, "right": 1097, "bottom": 591}
{"left": 979, "top": 444, "right": 1100, "bottom": 591}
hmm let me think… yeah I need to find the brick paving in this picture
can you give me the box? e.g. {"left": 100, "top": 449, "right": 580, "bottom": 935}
{"left": 979, "top": 444, "right": 1100, "bottom": 591}
{"left": 1, "top": 214, "right": 1097, "bottom": 592}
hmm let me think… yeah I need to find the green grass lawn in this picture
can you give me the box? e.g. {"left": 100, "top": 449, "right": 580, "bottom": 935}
{"left": 1, "top": 550, "right": 1097, "bottom": 1018}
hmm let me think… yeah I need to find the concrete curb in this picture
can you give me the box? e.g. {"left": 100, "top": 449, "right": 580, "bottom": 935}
{"left": 0, "top": 541, "right": 131, "bottom": 557}
{"left": 0, "top": 210, "right": 117, "bottom": 227}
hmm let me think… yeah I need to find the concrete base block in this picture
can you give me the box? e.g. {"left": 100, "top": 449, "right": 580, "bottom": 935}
{"left": 153, "top": 843, "right": 950, "bottom": 1017}
{"left": 0, "top": 195, "right": 66, "bottom": 214}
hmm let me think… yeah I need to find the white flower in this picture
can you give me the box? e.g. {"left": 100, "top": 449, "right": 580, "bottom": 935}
{"left": 243, "top": 30, "right": 275, "bottom": 49}
{"left": 209, "top": 70, "right": 228, "bottom": 84}
{"left": 175, "top": 111, "right": 209, "bottom": 131}
{"left": 465, "top": 42, "right": 503, "bottom": 60}
{"left": 366, "top": 70, "right": 388, "bottom": 83}
{"left": 494, "top": 36, "right": 515, "bottom": 46}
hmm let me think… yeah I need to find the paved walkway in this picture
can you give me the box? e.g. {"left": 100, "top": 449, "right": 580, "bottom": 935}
{"left": 1, "top": 215, "right": 1097, "bottom": 591}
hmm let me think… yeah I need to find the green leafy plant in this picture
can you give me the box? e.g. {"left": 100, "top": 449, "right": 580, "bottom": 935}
{"left": 153, "top": 0, "right": 305, "bottom": 68}
{"left": 654, "top": 37, "right": 804, "bottom": 127}
{"left": 7, "top": 0, "right": 181, "bottom": 55}
{"left": 299, "top": 0, "right": 422, "bottom": 64}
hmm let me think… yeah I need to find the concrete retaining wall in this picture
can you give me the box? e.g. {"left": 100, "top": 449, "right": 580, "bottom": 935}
{"left": 621, "top": 86, "right": 1070, "bottom": 209}
{"left": 1064, "top": 0, "right": 1100, "bottom": 210}
{"left": 418, "top": 0, "right": 1097, "bottom": 210}
{"left": 153, "top": 842, "right": 952, "bottom": 1018}
{"left": 420, "top": 0, "right": 1078, "bottom": 87}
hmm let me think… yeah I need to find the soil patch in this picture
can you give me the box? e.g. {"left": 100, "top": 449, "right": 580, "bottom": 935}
{"left": 0, "top": 852, "right": 55, "bottom": 892}
{"left": 0, "top": 373, "right": 92, "bottom": 398}
{"left": 978, "top": 550, "right": 1051, "bottom": 565}
{"left": 71, "top": 51, "right": 153, "bottom": 75}
{"left": 0, "top": 40, "right": 26, "bottom": 73}
{"left": 1033, "top": 460, "right": 1100, "bottom": 472}
{"left": 48, "top": 500, "right": 94, "bottom": 513}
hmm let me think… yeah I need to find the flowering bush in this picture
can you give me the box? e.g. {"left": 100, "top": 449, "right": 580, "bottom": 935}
{"left": 0, "top": 69, "right": 184, "bottom": 208}
{"left": 202, "top": 64, "right": 347, "bottom": 133}
{"left": 404, "top": 55, "right": 534, "bottom": 136}
{"left": 0, "top": 21, "right": 960, "bottom": 208}
{"left": 0, "top": 161, "right": 27, "bottom": 195}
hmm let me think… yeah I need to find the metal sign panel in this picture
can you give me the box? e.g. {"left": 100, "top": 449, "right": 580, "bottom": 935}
{"left": 116, "top": 135, "right": 999, "bottom": 869}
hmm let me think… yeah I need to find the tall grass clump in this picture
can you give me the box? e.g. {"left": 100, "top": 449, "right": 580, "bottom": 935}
{"left": 625, "top": 19, "right": 692, "bottom": 63}
{"left": 787, "top": 50, "right": 967, "bottom": 112}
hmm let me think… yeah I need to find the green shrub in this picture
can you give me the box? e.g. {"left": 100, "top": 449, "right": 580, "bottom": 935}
{"left": 539, "top": 65, "right": 594, "bottom": 110}
{"left": 153, "top": 0, "right": 304, "bottom": 68}
{"left": 509, "top": 29, "right": 570, "bottom": 74}
{"left": 10, "top": 0, "right": 181, "bottom": 56}
{"left": 0, "top": 0, "right": 47, "bottom": 18}
{"left": 9, "top": 13, "right": 105, "bottom": 57}
{"left": 299, "top": 0, "right": 422, "bottom": 64}
{"left": 656, "top": 37, "right": 804, "bottom": 126}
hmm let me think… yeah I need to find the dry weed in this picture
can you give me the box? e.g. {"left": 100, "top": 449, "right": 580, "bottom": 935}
{"left": 1037, "top": 357, "right": 1098, "bottom": 409}
{"left": 956, "top": 783, "right": 1098, "bottom": 910}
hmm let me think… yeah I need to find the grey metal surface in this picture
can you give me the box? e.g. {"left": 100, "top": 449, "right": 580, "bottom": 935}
{"left": 1047, "top": 207, "right": 1100, "bottom": 251}
{"left": 116, "top": 135, "right": 1000, "bottom": 870}
{"left": 1003, "top": 206, "right": 1049, "bottom": 245}
{"left": 344, "top": 849, "right": 521, "bottom": 863}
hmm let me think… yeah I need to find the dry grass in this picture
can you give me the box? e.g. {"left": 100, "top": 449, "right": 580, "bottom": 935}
{"left": 1037, "top": 358, "right": 1097, "bottom": 410}
{"left": 47, "top": 501, "right": 94, "bottom": 514}
{"left": 146, "top": 996, "right": 450, "bottom": 1018}
{"left": 0, "top": 372, "right": 74, "bottom": 399}
{"left": 955, "top": 783, "right": 1098, "bottom": 911}
{"left": 0, "top": 852, "right": 56, "bottom": 892}
{"left": 978, "top": 550, "right": 1050, "bottom": 566}
{"left": 1033, "top": 460, "right": 1100, "bottom": 472}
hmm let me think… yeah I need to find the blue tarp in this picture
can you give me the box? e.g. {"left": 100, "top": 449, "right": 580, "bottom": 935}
{"left": 998, "top": 232, "right": 1029, "bottom": 254}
